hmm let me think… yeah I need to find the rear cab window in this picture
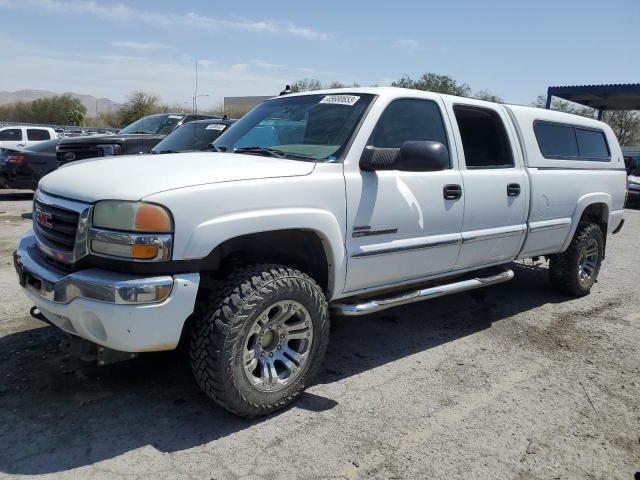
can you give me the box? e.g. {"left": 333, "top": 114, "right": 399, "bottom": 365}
{"left": 453, "top": 106, "right": 514, "bottom": 168}
{"left": 534, "top": 121, "right": 610, "bottom": 161}
{"left": 27, "top": 129, "right": 51, "bottom": 141}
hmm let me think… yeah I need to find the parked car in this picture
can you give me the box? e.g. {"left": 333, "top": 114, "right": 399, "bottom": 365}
{"left": 0, "top": 148, "right": 16, "bottom": 187}
{"left": 151, "top": 118, "right": 236, "bottom": 154}
{"left": 0, "top": 139, "right": 59, "bottom": 190}
{"left": 55, "top": 113, "right": 217, "bottom": 166}
{"left": 14, "top": 88, "right": 626, "bottom": 417}
{"left": 0, "top": 126, "right": 57, "bottom": 150}
{"left": 623, "top": 148, "right": 639, "bottom": 174}
{"left": 627, "top": 166, "right": 640, "bottom": 204}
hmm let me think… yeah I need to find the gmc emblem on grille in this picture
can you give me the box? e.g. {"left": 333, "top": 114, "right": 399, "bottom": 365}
{"left": 35, "top": 208, "right": 53, "bottom": 228}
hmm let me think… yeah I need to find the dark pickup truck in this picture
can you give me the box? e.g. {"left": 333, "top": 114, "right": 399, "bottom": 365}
{"left": 55, "top": 113, "right": 216, "bottom": 166}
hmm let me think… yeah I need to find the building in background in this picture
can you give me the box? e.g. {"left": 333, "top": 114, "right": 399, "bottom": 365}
{"left": 223, "top": 96, "right": 272, "bottom": 115}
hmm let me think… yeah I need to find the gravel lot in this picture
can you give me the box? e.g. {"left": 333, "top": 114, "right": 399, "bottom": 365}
{"left": 0, "top": 188, "right": 638, "bottom": 480}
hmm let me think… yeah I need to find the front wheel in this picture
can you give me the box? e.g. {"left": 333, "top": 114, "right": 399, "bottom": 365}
{"left": 549, "top": 222, "right": 604, "bottom": 296}
{"left": 190, "top": 264, "right": 329, "bottom": 417}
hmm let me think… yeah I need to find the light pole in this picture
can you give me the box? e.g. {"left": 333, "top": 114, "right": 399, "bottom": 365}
{"left": 192, "top": 94, "right": 210, "bottom": 115}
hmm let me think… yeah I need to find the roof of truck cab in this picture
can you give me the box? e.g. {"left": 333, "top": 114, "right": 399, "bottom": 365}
{"left": 275, "top": 87, "right": 610, "bottom": 128}
{"left": 271, "top": 86, "right": 443, "bottom": 100}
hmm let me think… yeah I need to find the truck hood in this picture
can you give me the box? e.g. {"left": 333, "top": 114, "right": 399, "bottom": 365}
{"left": 39, "top": 152, "right": 316, "bottom": 202}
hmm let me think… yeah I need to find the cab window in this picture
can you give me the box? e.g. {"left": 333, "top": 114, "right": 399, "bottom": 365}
{"left": 454, "top": 106, "right": 514, "bottom": 168}
{"left": 0, "top": 129, "right": 22, "bottom": 141}
{"left": 27, "top": 129, "right": 51, "bottom": 141}
{"left": 370, "top": 99, "right": 449, "bottom": 152}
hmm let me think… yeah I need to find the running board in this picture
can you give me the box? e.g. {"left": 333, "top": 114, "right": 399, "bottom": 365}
{"left": 331, "top": 269, "right": 514, "bottom": 316}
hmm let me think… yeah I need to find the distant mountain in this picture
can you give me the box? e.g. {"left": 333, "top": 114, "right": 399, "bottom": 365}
{"left": 0, "top": 89, "right": 120, "bottom": 117}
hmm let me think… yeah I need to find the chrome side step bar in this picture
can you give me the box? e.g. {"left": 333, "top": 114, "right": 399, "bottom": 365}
{"left": 331, "top": 269, "right": 514, "bottom": 316}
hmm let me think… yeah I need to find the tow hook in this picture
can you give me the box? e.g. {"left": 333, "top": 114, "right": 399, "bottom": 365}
{"left": 29, "top": 306, "right": 50, "bottom": 324}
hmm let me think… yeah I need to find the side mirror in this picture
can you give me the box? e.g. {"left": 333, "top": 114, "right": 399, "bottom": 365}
{"left": 360, "top": 141, "right": 449, "bottom": 172}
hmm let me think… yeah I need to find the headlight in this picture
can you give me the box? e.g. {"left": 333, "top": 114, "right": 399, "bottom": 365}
{"left": 90, "top": 201, "right": 173, "bottom": 261}
{"left": 93, "top": 201, "right": 173, "bottom": 232}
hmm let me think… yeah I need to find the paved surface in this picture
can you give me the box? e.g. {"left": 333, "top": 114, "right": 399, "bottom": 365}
{"left": 0, "top": 188, "right": 638, "bottom": 480}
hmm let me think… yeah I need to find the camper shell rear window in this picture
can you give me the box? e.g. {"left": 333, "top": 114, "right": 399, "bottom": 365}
{"left": 533, "top": 120, "right": 610, "bottom": 161}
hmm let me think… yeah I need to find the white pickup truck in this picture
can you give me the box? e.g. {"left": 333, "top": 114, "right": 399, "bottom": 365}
{"left": 14, "top": 87, "right": 627, "bottom": 417}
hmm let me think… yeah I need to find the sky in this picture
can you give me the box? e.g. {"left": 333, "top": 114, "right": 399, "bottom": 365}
{"left": 0, "top": 0, "right": 638, "bottom": 110}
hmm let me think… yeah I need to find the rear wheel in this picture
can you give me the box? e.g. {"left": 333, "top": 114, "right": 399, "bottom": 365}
{"left": 189, "top": 264, "right": 329, "bottom": 417}
{"left": 549, "top": 222, "right": 604, "bottom": 296}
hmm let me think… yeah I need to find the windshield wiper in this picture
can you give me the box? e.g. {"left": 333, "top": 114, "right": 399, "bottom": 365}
{"left": 203, "top": 144, "right": 226, "bottom": 152}
{"left": 125, "top": 130, "right": 153, "bottom": 135}
{"left": 154, "top": 149, "right": 179, "bottom": 154}
{"left": 234, "top": 146, "right": 286, "bottom": 158}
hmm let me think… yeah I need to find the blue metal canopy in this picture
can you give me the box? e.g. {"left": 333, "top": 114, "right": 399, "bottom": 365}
{"left": 546, "top": 83, "right": 640, "bottom": 117}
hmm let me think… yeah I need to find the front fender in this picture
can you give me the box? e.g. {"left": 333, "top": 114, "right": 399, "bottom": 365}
{"left": 182, "top": 207, "right": 346, "bottom": 294}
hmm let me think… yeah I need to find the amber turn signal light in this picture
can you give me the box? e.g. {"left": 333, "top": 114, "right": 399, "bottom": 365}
{"left": 134, "top": 204, "right": 172, "bottom": 232}
{"left": 131, "top": 244, "right": 159, "bottom": 259}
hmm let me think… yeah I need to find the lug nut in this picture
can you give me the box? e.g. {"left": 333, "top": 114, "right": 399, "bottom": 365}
{"left": 269, "top": 353, "right": 273, "bottom": 357}
{"left": 277, "top": 345, "right": 282, "bottom": 349}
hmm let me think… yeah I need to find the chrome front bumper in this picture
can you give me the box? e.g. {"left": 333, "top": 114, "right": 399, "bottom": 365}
{"left": 14, "top": 231, "right": 200, "bottom": 352}
{"left": 14, "top": 231, "right": 173, "bottom": 305}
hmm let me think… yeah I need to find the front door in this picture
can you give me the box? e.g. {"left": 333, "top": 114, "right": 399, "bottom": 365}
{"left": 0, "top": 128, "right": 25, "bottom": 150}
{"left": 344, "top": 97, "right": 464, "bottom": 293}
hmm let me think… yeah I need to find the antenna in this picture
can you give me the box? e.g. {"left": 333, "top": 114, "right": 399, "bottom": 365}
{"left": 193, "top": 60, "right": 198, "bottom": 114}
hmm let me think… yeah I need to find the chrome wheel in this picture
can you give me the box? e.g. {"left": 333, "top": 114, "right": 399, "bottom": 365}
{"left": 577, "top": 238, "right": 598, "bottom": 283}
{"left": 243, "top": 300, "right": 313, "bottom": 392}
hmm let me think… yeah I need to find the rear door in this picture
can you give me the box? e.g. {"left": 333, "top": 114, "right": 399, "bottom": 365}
{"left": 441, "top": 99, "right": 528, "bottom": 269}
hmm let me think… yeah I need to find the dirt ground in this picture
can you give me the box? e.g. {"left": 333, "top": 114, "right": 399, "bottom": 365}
{"left": 0, "top": 188, "right": 638, "bottom": 480}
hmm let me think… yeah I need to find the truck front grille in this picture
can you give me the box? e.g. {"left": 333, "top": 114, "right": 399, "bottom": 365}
{"left": 34, "top": 200, "right": 80, "bottom": 250}
{"left": 56, "top": 143, "right": 103, "bottom": 166}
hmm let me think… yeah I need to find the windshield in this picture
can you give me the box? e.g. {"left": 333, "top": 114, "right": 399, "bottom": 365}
{"left": 152, "top": 122, "right": 229, "bottom": 153}
{"left": 214, "top": 93, "right": 374, "bottom": 161}
{"left": 119, "top": 114, "right": 185, "bottom": 135}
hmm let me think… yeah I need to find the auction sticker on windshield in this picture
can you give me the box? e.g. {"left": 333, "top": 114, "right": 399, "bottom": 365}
{"left": 168, "top": 115, "right": 184, "bottom": 119}
{"left": 319, "top": 95, "right": 360, "bottom": 106}
{"left": 206, "top": 124, "right": 226, "bottom": 131}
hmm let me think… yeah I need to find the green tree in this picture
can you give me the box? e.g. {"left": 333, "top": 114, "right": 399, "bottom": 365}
{"left": 65, "top": 107, "right": 86, "bottom": 126}
{"left": 392, "top": 73, "right": 471, "bottom": 96}
{"left": 326, "top": 81, "right": 361, "bottom": 89}
{"left": 0, "top": 93, "right": 87, "bottom": 125}
{"left": 602, "top": 110, "right": 640, "bottom": 146}
{"left": 290, "top": 78, "right": 323, "bottom": 93}
{"left": 118, "top": 91, "right": 163, "bottom": 126}
{"left": 473, "top": 89, "right": 503, "bottom": 103}
{"left": 531, "top": 95, "right": 593, "bottom": 117}
{"left": 31, "top": 94, "right": 87, "bottom": 124}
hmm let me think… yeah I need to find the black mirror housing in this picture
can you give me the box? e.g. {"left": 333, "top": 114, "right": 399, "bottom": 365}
{"left": 360, "top": 141, "right": 449, "bottom": 172}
